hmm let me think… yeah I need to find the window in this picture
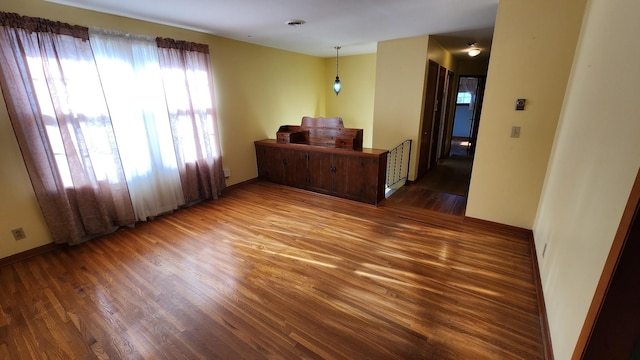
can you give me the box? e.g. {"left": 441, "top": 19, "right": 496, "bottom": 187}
{"left": 457, "top": 91, "right": 472, "bottom": 104}
{"left": 0, "top": 13, "right": 225, "bottom": 244}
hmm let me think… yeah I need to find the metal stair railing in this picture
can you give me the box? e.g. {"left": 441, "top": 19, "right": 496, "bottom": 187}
{"left": 385, "top": 139, "right": 412, "bottom": 190}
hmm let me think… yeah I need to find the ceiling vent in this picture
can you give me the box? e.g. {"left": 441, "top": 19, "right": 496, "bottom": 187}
{"left": 286, "top": 19, "right": 306, "bottom": 26}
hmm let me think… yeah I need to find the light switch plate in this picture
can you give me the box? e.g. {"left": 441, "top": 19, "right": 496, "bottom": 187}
{"left": 511, "top": 126, "right": 521, "bottom": 138}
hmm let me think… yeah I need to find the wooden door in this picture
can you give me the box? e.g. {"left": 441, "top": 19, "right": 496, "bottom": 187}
{"left": 468, "top": 76, "right": 486, "bottom": 156}
{"left": 341, "top": 156, "right": 367, "bottom": 202}
{"left": 331, "top": 154, "right": 349, "bottom": 196}
{"left": 417, "top": 60, "right": 440, "bottom": 179}
{"left": 439, "top": 70, "right": 456, "bottom": 158}
{"left": 353, "top": 156, "right": 381, "bottom": 204}
{"left": 255, "top": 144, "right": 269, "bottom": 179}
{"left": 255, "top": 144, "right": 285, "bottom": 183}
{"left": 282, "top": 149, "right": 308, "bottom": 187}
{"left": 307, "top": 151, "right": 334, "bottom": 193}
{"left": 429, "top": 65, "right": 447, "bottom": 167}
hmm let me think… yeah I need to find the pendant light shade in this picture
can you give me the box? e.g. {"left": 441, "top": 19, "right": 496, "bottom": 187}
{"left": 333, "top": 46, "right": 341, "bottom": 95}
{"left": 468, "top": 48, "right": 481, "bottom": 57}
{"left": 333, "top": 76, "right": 341, "bottom": 95}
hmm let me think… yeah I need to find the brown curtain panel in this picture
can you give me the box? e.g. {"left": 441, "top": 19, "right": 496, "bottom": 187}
{"left": 0, "top": 13, "right": 135, "bottom": 244}
{"left": 157, "top": 37, "right": 225, "bottom": 203}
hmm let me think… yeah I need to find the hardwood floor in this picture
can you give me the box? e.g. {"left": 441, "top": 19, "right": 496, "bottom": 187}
{"left": 385, "top": 155, "right": 472, "bottom": 217}
{"left": 384, "top": 184, "right": 467, "bottom": 216}
{"left": 0, "top": 181, "right": 544, "bottom": 359}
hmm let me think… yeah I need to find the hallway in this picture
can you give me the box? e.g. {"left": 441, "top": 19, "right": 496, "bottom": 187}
{"left": 385, "top": 140, "right": 473, "bottom": 216}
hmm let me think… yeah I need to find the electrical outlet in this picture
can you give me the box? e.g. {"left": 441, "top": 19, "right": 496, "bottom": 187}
{"left": 223, "top": 168, "right": 231, "bottom": 178}
{"left": 510, "top": 126, "right": 521, "bottom": 138}
{"left": 11, "top": 228, "right": 26, "bottom": 241}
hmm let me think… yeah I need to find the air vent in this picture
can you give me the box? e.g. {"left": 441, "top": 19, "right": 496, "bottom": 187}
{"left": 286, "top": 19, "right": 306, "bottom": 26}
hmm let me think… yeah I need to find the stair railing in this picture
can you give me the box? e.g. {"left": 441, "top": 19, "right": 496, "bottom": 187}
{"left": 385, "top": 139, "right": 412, "bottom": 190}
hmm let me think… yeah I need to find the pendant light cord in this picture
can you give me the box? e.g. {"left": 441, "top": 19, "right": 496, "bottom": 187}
{"left": 335, "top": 46, "right": 341, "bottom": 76}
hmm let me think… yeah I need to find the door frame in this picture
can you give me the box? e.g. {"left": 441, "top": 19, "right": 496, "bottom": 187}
{"left": 428, "top": 65, "right": 447, "bottom": 168}
{"left": 572, "top": 168, "right": 640, "bottom": 358}
{"left": 416, "top": 60, "right": 440, "bottom": 179}
{"left": 445, "top": 75, "right": 486, "bottom": 158}
{"left": 439, "top": 70, "right": 456, "bottom": 159}
{"left": 468, "top": 76, "right": 486, "bottom": 156}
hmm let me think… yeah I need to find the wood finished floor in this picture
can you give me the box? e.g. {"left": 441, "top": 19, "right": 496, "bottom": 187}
{"left": 0, "top": 181, "right": 543, "bottom": 359}
{"left": 386, "top": 154, "right": 472, "bottom": 217}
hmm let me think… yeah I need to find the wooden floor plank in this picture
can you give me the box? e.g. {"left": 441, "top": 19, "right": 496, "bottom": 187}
{"left": 0, "top": 180, "right": 544, "bottom": 359}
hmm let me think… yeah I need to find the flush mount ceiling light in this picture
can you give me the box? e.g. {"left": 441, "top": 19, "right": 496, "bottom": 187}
{"left": 466, "top": 41, "right": 481, "bottom": 57}
{"left": 286, "top": 19, "right": 306, "bottom": 27}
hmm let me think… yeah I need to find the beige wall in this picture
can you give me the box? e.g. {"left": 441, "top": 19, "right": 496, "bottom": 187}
{"left": 465, "top": 0, "right": 587, "bottom": 229}
{"left": 371, "top": 36, "right": 456, "bottom": 181}
{"left": 0, "top": 93, "right": 53, "bottom": 258}
{"left": 534, "top": 0, "right": 640, "bottom": 358}
{"left": 372, "top": 36, "right": 430, "bottom": 180}
{"left": 210, "top": 37, "right": 325, "bottom": 180}
{"left": 427, "top": 37, "right": 460, "bottom": 160}
{"left": 427, "top": 37, "right": 457, "bottom": 73}
{"left": 457, "top": 58, "right": 489, "bottom": 76}
{"left": 325, "top": 53, "right": 377, "bottom": 148}
{"left": 0, "top": 0, "right": 326, "bottom": 258}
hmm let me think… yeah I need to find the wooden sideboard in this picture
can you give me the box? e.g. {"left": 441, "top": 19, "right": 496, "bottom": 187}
{"left": 254, "top": 139, "right": 388, "bottom": 205}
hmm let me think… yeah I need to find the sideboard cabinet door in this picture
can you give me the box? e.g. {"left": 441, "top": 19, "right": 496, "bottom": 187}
{"left": 255, "top": 140, "right": 387, "bottom": 205}
{"left": 255, "top": 143, "right": 284, "bottom": 183}
{"left": 282, "top": 149, "right": 308, "bottom": 187}
{"left": 307, "top": 151, "right": 335, "bottom": 195}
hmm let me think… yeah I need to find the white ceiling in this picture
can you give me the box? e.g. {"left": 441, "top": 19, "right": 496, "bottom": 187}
{"left": 46, "top": 0, "right": 498, "bottom": 58}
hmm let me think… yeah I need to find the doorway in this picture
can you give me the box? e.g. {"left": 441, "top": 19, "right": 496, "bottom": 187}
{"left": 413, "top": 75, "right": 486, "bottom": 201}
{"left": 394, "top": 63, "right": 488, "bottom": 216}
{"left": 416, "top": 60, "right": 441, "bottom": 179}
{"left": 417, "top": 61, "right": 459, "bottom": 178}
{"left": 449, "top": 76, "right": 485, "bottom": 158}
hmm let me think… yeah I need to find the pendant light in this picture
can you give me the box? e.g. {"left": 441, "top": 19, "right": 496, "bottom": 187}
{"left": 333, "top": 46, "right": 342, "bottom": 95}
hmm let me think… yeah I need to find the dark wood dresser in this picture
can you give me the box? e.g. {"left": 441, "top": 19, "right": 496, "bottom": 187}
{"left": 254, "top": 117, "right": 388, "bottom": 205}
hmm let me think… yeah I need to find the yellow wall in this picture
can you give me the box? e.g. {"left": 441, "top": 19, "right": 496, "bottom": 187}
{"left": 371, "top": 35, "right": 456, "bottom": 181}
{"left": 0, "top": 0, "right": 326, "bottom": 258}
{"left": 534, "top": 0, "right": 640, "bottom": 358}
{"left": 325, "top": 53, "right": 377, "bottom": 148}
{"left": 427, "top": 37, "right": 457, "bottom": 73}
{"left": 465, "top": 0, "right": 587, "bottom": 229}
{"left": 427, "top": 37, "right": 459, "bottom": 160}
{"left": 457, "top": 58, "right": 489, "bottom": 76}
{"left": 210, "top": 37, "right": 326, "bottom": 180}
{"left": 372, "top": 36, "right": 429, "bottom": 180}
{"left": 0, "top": 93, "right": 53, "bottom": 258}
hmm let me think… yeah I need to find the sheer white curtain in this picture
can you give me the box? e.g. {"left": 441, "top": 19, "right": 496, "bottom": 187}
{"left": 459, "top": 77, "right": 479, "bottom": 111}
{"left": 89, "top": 28, "right": 185, "bottom": 221}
